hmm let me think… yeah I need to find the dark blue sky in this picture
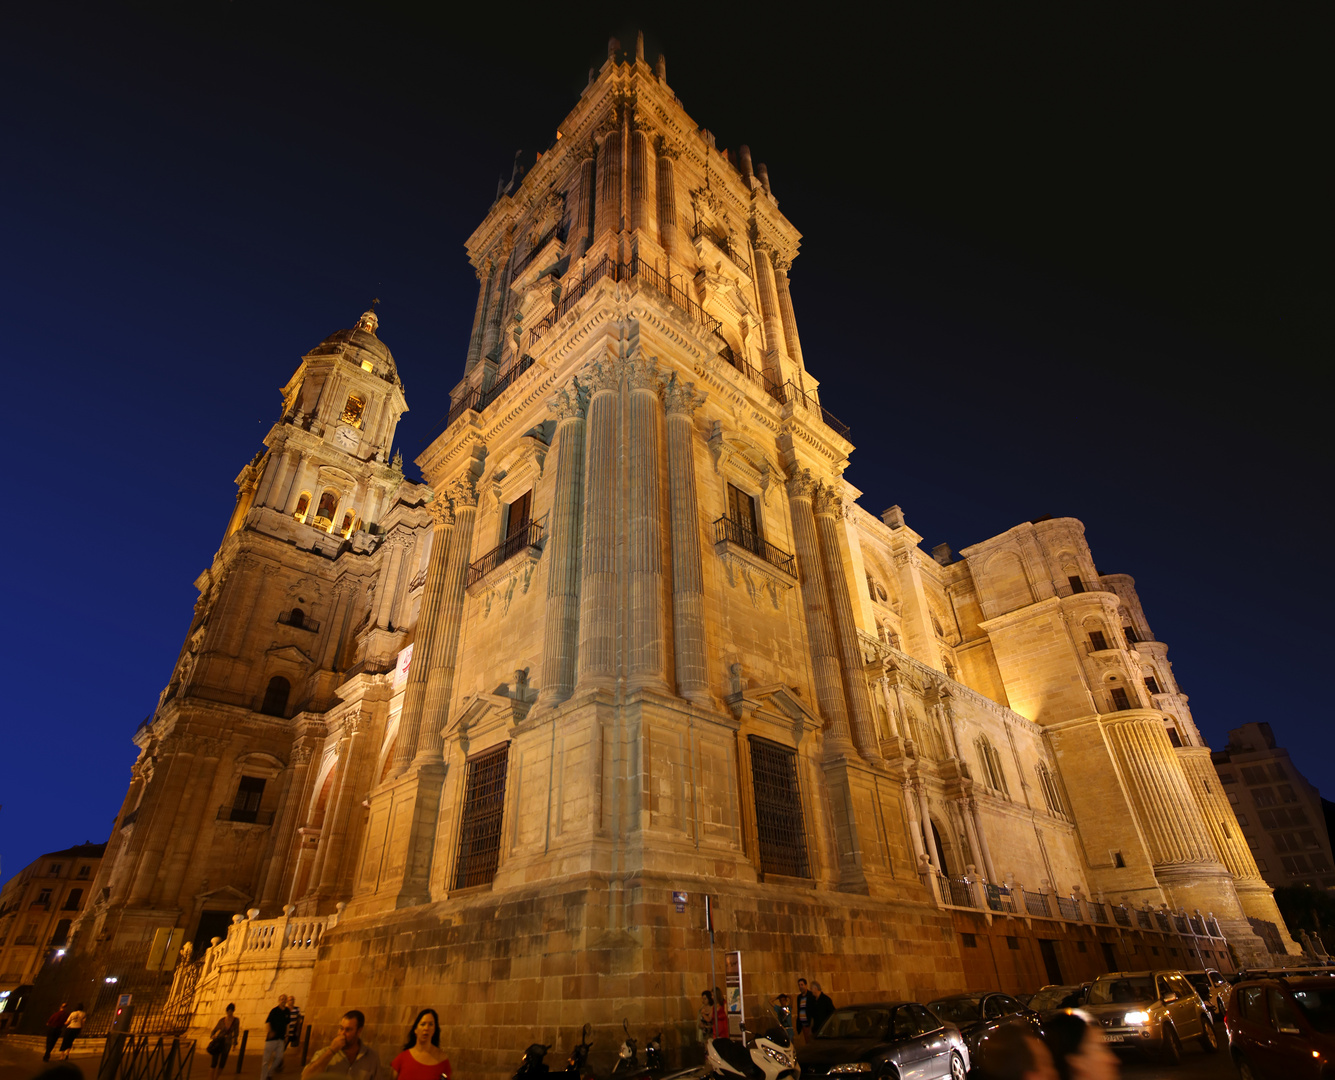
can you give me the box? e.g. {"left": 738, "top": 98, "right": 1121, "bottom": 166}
{"left": 2, "top": 4, "right": 1329, "bottom": 880}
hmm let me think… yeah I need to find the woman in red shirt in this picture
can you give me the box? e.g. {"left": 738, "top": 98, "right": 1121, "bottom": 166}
{"left": 391, "top": 1009, "right": 451, "bottom": 1080}
{"left": 713, "top": 987, "right": 729, "bottom": 1038}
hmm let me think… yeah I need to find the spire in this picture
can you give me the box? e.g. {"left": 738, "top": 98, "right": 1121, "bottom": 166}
{"left": 356, "top": 300, "right": 380, "bottom": 336}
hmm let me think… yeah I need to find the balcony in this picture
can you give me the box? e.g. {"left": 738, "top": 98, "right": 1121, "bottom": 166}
{"left": 467, "top": 519, "right": 546, "bottom": 588}
{"left": 713, "top": 517, "right": 796, "bottom": 578}
{"left": 692, "top": 222, "right": 752, "bottom": 277}
{"left": 438, "top": 353, "right": 538, "bottom": 434}
{"left": 1054, "top": 579, "right": 1109, "bottom": 598}
{"left": 217, "top": 806, "right": 275, "bottom": 826}
{"left": 277, "top": 610, "right": 320, "bottom": 633}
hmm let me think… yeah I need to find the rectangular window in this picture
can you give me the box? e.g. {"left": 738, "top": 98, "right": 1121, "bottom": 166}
{"left": 1269, "top": 764, "right": 1288, "bottom": 782}
{"left": 76, "top": 866, "right": 90, "bottom": 879}
{"left": 1123, "top": 624, "right": 1138, "bottom": 644}
{"left": 727, "top": 483, "right": 760, "bottom": 542}
{"left": 1144, "top": 676, "right": 1162, "bottom": 695}
{"left": 1300, "top": 830, "right": 1318, "bottom": 847}
{"left": 961, "top": 932, "right": 977, "bottom": 948}
{"left": 1067, "top": 576, "right": 1085, "bottom": 594}
{"left": 1219, "top": 772, "right": 1237, "bottom": 784}
{"left": 505, "top": 490, "right": 532, "bottom": 537}
{"left": 48, "top": 864, "right": 62, "bottom": 877}
{"left": 1258, "top": 809, "right": 1276, "bottom": 829}
{"left": 1166, "top": 727, "right": 1182, "bottom": 747}
{"left": 748, "top": 736, "right": 811, "bottom": 879}
{"left": 454, "top": 744, "right": 509, "bottom": 889}
{"left": 231, "top": 776, "right": 266, "bottom": 823}
{"left": 1235, "top": 814, "right": 1249, "bottom": 826}
{"left": 1254, "top": 787, "right": 1277, "bottom": 807}
{"left": 37, "top": 889, "right": 52, "bottom": 905}
{"left": 61, "top": 888, "right": 82, "bottom": 911}
{"left": 1110, "top": 687, "right": 1131, "bottom": 711}
{"left": 1089, "top": 630, "right": 1109, "bottom": 651}
{"left": 1278, "top": 784, "right": 1296, "bottom": 803}
{"left": 1242, "top": 766, "right": 1268, "bottom": 785}
{"left": 1227, "top": 791, "right": 1239, "bottom": 804}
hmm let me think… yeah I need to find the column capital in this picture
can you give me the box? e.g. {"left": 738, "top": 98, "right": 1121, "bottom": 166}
{"left": 449, "top": 474, "right": 479, "bottom": 509}
{"left": 582, "top": 356, "right": 623, "bottom": 394}
{"left": 772, "top": 254, "right": 793, "bottom": 274}
{"left": 812, "top": 484, "right": 843, "bottom": 519}
{"left": 546, "top": 376, "right": 589, "bottom": 421}
{"left": 626, "top": 354, "right": 662, "bottom": 393}
{"left": 427, "top": 498, "right": 454, "bottom": 528}
{"left": 662, "top": 372, "right": 706, "bottom": 416}
{"left": 786, "top": 467, "right": 817, "bottom": 500}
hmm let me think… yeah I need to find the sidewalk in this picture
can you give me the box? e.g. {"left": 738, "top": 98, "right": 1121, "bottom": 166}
{"left": 0, "top": 1036, "right": 303, "bottom": 1080}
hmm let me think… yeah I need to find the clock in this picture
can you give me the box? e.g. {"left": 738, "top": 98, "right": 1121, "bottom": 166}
{"left": 333, "top": 425, "right": 358, "bottom": 451}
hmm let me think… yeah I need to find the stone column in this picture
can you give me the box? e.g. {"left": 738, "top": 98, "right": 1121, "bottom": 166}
{"left": 571, "top": 156, "right": 595, "bottom": 260}
{"left": 772, "top": 257, "right": 805, "bottom": 372}
{"left": 479, "top": 249, "right": 512, "bottom": 364}
{"left": 813, "top": 487, "right": 882, "bottom": 764}
{"left": 315, "top": 711, "right": 370, "bottom": 897}
{"left": 465, "top": 259, "right": 494, "bottom": 371}
{"left": 752, "top": 244, "right": 786, "bottom": 390}
{"left": 970, "top": 798, "right": 999, "bottom": 883}
{"left": 259, "top": 744, "right": 315, "bottom": 908}
{"left": 959, "top": 797, "right": 986, "bottom": 882}
{"left": 627, "top": 356, "right": 667, "bottom": 691}
{"left": 125, "top": 736, "right": 199, "bottom": 906}
{"left": 656, "top": 142, "right": 680, "bottom": 263}
{"left": 664, "top": 375, "right": 708, "bottom": 699}
{"left": 877, "top": 678, "right": 901, "bottom": 737}
{"left": 785, "top": 469, "right": 854, "bottom": 752}
{"left": 415, "top": 476, "right": 479, "bottom": 765}
{"left": 318, "top": 584, "right": 354, "bottom": 671}
{"left": 902, "top": 780, "right": 927, "bottom": 865}
{"left": 576, "top": 359, "right": 621, "bottom": 692}
{"left": 595, "top": 130, "right": 622, "bottom": 239}
{"left": 918, "top": 783, "right": 941, "bottom": 872}
{"left": 535, "top": 379, "right": 588, "bottom": 710}
{"left": 628, "top": 128, "right": 655, "bottom": 242}
{"left": 392, "top": 500, "right": 455, "bottom": 775}
{"left": 371, "top": 535, "right": 408, "bottom": 630}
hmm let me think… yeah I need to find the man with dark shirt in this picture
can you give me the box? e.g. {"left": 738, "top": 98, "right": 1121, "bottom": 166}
{"left": 43, "top": 1003, "right": 69, "bottom": 1061}
{"left": 260, "top": 995, "right": 290, "bottom": 1080}
{"left": 809, "top": 982, "right": 835, "bottom": 1037}
{"left": 795, "top": 980, "right": 812, "bottom": 1043}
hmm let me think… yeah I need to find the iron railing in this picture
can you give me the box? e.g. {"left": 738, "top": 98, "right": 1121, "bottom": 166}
{"left": 1024, "top": 890, "right": 1051, "bottom": 917}
{"left": 986, "top": 883, "right": 1016, "bottom": 913}
{"left": 98, "top": 1033, "right": 195, "bottom": 1080}
{"left": 1056, "top": 895, "right": 1082, "bottom": 920}
{"left": 438, "top": 354, "right": 537, "bottom": 433}
{"left": 1113, "top": 906, "right": 1133, "bottom": 927}
{"left": 692, "top": 222, "right": 752, "bottom": 276}
{"left": 713, "top": 516, "right": 797, "bottom": 578}
{"left": 510, "top": 225, "right": 563, "bottom": 279}
{"left": 454, "top": 744, "right": 509, "bottom": 890}
{"left": 277, "top": 611, "right": 320, "bottom": 633}
{"left": 783, "top": 380, "right": 851, "bottom": 439}
{"left": 466, "top": 519, "right": 546, "bottom": 586}
{"left": 748, "top": 736, "right": 811, "bottom": 879}
{"left": 216, "top": 806, "right": 275, "bottom": 826}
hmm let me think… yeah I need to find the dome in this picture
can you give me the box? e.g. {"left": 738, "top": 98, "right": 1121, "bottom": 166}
{"left": 308, "top": 309, "right": 401, "bottom": 386}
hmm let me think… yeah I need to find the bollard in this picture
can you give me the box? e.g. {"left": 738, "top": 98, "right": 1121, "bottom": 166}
{"left": 301, "top": 1024, "right": 312, "bottom": 1067}
{"left": 236, "top": 1029, "right": 249, "bottom": 1073}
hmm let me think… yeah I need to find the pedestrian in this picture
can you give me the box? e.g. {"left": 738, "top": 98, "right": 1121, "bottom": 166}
{"left": 58, "top": 1003, "right": 86, "bottom": 1061}
{"left": 391, "top": 1008, "right": 452, "bottom": 1080}
{"left": 713, "top": 986, "right": 730, "bottom": 1038}
{"left": 808, "top": 982, "right": 834, "bottom": 1037}
{"left": 975, "top": 1025, "right": 1059, "bottom": 1080}
{"left": 699, "top": 991, "right": 716, "bottom": 1043}
{"left": 795, "top": 979, "right": 812, "bottom": 1043}
{"left": 274, "top": 995, "right": 291, "bottom": 1073}
{"left": 43, "top": 1002, "right": 69, "bottom": 1061}
{"left": 770, "top": 993, "right": 794, "bottom": 1041}
{"left": 1042, "top": 1012, "right": 1118, "bottom": 1080}
{"left": 287, "top": 998, "right": 304, "bottom": 1050}
{"left": 302, "top": 1010, "right": 381, "bottom": 1080}
{"left": 207, "top": 1003, "right": 241, "bottom": 1080}
{"left": 260, "top": 995, "right": 290, "bottom": 1080}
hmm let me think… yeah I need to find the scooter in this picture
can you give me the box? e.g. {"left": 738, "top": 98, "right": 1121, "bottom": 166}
{"left": 704, "top": 1024, "right": 799, "bottom": 1080}
{"left": 611, "top": 1022, "right": 665, "bottom": 1079}
{"left": 513, "top": 1024, "right": 596, "bottom": 1080}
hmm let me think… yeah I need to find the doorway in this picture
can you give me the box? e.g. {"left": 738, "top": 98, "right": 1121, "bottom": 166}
{"left": 1038, "top": 939, "right": 1063, "bottom": 985}
{"left": 1101, "top": 941, "right": 1118, "bottom": 972}
{"left": 193, "top": 910, "right": 234, "bottom": 954}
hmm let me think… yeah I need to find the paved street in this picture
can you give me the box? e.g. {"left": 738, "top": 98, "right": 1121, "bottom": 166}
{"left": 1114, "top": 1020, "right": 1236, "bottom": 1080}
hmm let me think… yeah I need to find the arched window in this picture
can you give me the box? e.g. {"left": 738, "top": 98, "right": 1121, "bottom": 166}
{"left": 315, "top": 490, "right": 339, "bottom": 526}
{"left": 340, "top": 393, "right": 366, "bottom": 427}
{"left": 293, "top": 492, "right": 311, "bottom": 523}
{"left": 339, "top": 511, "right": 356, "bottom": 538}
{"left": 288, "top": 608, "right": 305, "bottom": 629}
{"left": 261, "top": 675, "right": 290, "bottom": 717}
{"left": 1036, "top": 763, "right": 1066, "bottom": 819}
{"left": 974, "top": 735, "right": 1010, "bottom": 798}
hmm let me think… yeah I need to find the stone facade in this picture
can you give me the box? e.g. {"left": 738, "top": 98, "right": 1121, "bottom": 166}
{"left": 0, "top": 844, "right": 104, "bottom": 990}
{"left": 57, "top": 33, "right": 1298, "bottom": 1079}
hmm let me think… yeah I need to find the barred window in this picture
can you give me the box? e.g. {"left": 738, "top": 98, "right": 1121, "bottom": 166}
{"left": 454, "top": 744, "right": 509, "bottom": 890}
{"left": 748, "top": 737, "right": 810, "bottom": 879}
{"left": 1036, "top": 763, "right": 1066, "bottom": 818}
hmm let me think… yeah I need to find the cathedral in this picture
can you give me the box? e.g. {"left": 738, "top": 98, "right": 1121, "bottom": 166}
{"left": 60, "top": 33, "right": 1295, "bottom": 1076}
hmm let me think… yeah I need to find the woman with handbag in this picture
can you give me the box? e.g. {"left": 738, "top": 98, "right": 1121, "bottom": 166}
{"left": 208, "top": 1004, "right": 240, "bottom": 1080}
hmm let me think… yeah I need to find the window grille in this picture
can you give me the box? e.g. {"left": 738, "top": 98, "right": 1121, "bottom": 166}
{"left": 748, "top": 737, "right": 810, "bottom": 879}
{"left": 454, "top": 744, "right": 509, "bottom": 889}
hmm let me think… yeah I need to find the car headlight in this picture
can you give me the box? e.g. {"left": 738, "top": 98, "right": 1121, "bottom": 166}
{"left": 1124, "top": 1011, "right": 1150, "bottom": 1025}
{"left": 827, "top": 1064, "right": 873, "bottom": 1074}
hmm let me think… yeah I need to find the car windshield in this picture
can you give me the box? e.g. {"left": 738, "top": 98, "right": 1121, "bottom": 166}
{"left": 817, "top": 1008, "right": 891, "bottom": 1040}
{"left": 1292, "top": 990, "right": 1335, "bottom": 1034}
{"left": 1089, "top": 978, "right": 1156, "bottom": 1005}
{"left": 929, "top": 998, "right": 982, "bottom": 1024}
{"left": 1029, "top": 987, "right": 1081, "bottom": 1011}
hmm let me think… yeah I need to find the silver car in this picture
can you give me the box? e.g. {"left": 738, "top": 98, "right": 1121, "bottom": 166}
{"left": 1082, "top": 970, "right": 1219, "bottom": 1063}
{"left": 797, "top": 1003, "right": 970, "bottom": 1080}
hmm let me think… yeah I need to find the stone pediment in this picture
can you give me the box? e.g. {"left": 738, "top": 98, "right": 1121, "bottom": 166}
{"left": 266, "top": 643, "right": 314, "bottom": 666}
{"left": 443, "top": 688, "right": 533, "bottom": 752}
{"left": 726, "top": 679, "right": 822, "bottom": 745}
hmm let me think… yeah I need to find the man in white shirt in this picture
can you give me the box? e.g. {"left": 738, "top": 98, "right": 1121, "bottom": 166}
{"left": 302, "top": 1011, "right": 380, "bottom": 1080}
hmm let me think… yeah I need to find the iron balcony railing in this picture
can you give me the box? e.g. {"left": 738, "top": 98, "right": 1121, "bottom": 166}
{"left": 437, "top": 354, "right": 538, "bottom": 434}
{"left": 510, "top": 225, "right": 564, "bottom": 279}
{"left": 713, "top": 516, "right": 796, "bottom": 578}
{"left": 713, "top": 330, "right": 786, "bottom": 404}
{"left": 217, "top": 806, "right": 275, "bottom": 826}
{"left": 691, "top": 221, "right": 752, "bottom": 276}
{"left": 467, "top": 519, "right": 546, "bottom": 587}
{"left": 782, "top": 379, "right": 851, "bottom": 440}
{"left": 277, "top": 611, "right": 320, "bottom": 633}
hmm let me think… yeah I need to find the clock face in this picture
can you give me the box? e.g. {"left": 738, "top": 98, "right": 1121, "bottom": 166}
{"left": 334, "top": 425, "right": 358, "bottom": 450}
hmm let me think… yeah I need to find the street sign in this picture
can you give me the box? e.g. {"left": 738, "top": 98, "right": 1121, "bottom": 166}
{"left": 725, "top": 950, "right": 745, "bottom": 1036}
{"left": 672, "top": 891, "right": 687, "bottom": 913}
{"left": 146, "top": 927, "right": 184, "bottom": 971}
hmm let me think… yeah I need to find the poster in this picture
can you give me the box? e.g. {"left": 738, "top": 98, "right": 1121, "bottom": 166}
{"left": 725, "top": 950, "right": 744, "bottom": 1035}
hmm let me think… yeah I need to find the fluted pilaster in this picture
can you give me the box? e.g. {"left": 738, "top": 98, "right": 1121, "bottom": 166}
{"left": 371, "top": 535, "right": 408, "bottom": 630}
{"left": 786, "top": 469, "right": 854, "bottom": 751}
{"left": 479, "top": 249, "right": 511, "bottom": 363}
{"left": 627, "top": 356, "right": 667, "bottom": 690}
{"left": 415, "top": 476, "right": 479, "bottom": 765}
{"left": 126, "top": 737, "right": 198, "bottom": 906}
{"left": 753, "top": 245, "right": 786, "bottom": 388}
{"left": 595, "top": 131, "right": 622, "bottom": 238}
{"left": 1105, "top": 716, "right": 1220, "bottom": 867}
{"left": 536, "top": 379, "right": 588, "bottom": 708}
{"left": 576, "top": 359, "right": 621, "bottom": 691}
{"left": 773, "top": 257, "right": 804, "bottom": 372}
{"left": 664, "top": 374, "right": 708, "bottom": 698}
{"left": 465, "top": 259, "right": 493, "bottom": 371}
{"left": 656, "top": 143, "right": 679, "bottom": 263}
{"left": 259, "top": 743, "right": 315, "bottom": 907}
{"left": 1180, "top": 746, "right": 1264, "bottom": 881}
{"left": 571, "top": 156, "right": 595, "bottom": 259}
{"left": 316, "top": 711, "right": 371, "bottom": 895}
{"left": 628, "top": 128, "right": 654, "bottom": 241}
{"left": 392, "top": 499, "right": 454, "bottom": 775}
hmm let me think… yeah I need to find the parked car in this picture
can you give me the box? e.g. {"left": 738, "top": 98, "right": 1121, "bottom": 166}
{"left": 1081, "top": 970, "right": 1218, "bottom": 1063}
{"left": 796, "top": 1002, "right": 970, "bottom": 1080}
{"left": 1024, "top": 985, "right": 1091, "bottom": 1025}
{"left": 926, "top": 993, "right": 1041, "bottom": 1063}
{"left": 1225, "top": 975, "right": 1335, "bottom": 1080}
{"left": 1182, "top": 969, "right": 1230, "bottom": 1020}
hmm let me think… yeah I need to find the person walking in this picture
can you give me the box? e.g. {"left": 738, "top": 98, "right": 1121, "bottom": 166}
{"left": 302, "top": 1010, "right": 381, "bottom": 1080}
{"left": 795, "top": 979, "right": 813, "bottom": 1043}
{"left": 207, "top": 1004, "right": 241, "bottom": 1080}
{"left": 1042, "top": 1012, "right": 1118, "bottom": 1080}
{"left": 43, "top": 1002, "right": 69, "bottom": 1061}
{"left": 287, "top": 998, "right": 304, "bottom": 1051}
{"left": 274, "top": 995, "right": 291, "bottom": 1073}
{"left": 390, "top": 1008, "right": 452, "bottom": 1080}
{"left": 975, "top": 1026, "right": 1059, "bottom": 1080}
{"left": 260, "top": 995, "right": 290, "bottom": 1080}
{"left": 59, "top": 1003, "right": 86, "bottom": 1061}
{"left": 808, "top": 982, "right": 834, "bottom": 1037}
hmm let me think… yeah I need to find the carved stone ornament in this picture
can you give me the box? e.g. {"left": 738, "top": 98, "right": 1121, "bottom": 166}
{"left": 772, "top": 254, "right": 793, "bottom": 274}
{"left": 427, "top": 498, "right": 454, "bottom": 528}
{"left": 546, "top": 377, "right": 588, "bottom": 422}
{"left": 290, "top": 745, "right": 313, "bottom": 767}
{"left": 812, "top": 484, "right": 841, "bottom": 518}
{"left": 626, "top": 353, "right": 662, "bottom": 392}
{"left": 655, "top": 135, "right": 680, "bottom": 160}
{"left": 529, "top": 191, "right": 565, "bottom": 246}
{"left": 785, "top": 467, "right": 816, "bottom": 500}
{"left": 449, "top": 474, "right": 480, "bottom": 509}
{"left": 582, "top": 356, "right": 623, "bottom": 394}
{"left": 716, "top": 548, "right": 792, "bottom": 610}
{"left": 662, "top": 372, "right": 706, "bottom": 416}
{"left": 343, "top": 708, "right": 371, "bottom": 736}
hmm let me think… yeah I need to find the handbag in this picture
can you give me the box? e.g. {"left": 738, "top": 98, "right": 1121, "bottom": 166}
{"left": 207, "top": 1036, "right": 227, "bottom": 1056}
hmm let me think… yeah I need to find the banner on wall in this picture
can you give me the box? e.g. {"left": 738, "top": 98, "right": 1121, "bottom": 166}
{"left": 393, "top": 643, "right": 414, "bottom": 691}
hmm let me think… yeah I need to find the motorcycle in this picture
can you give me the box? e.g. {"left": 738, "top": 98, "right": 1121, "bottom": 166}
{"left": 514, "top": 1023, "right": 595, "bottom": 1080}
{"left": 704, "top": 1024, "right": 799, "bottom": 1080}
{"left": 611, "top": 1021, "right": 665, "bottom": 1079}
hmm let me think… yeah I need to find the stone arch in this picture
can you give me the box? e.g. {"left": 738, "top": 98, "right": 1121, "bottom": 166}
{"left": 929, "top": 816, "right": 963, "bottom": 878}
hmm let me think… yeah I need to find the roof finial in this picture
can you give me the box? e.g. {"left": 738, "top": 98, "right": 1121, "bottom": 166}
{"left": 357, "top": 304, "right": 379, "bottom": 336}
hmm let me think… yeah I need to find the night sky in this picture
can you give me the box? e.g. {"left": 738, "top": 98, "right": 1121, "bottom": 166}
{"left": 2, "top": 4, "right": 1328, "bottom": 881}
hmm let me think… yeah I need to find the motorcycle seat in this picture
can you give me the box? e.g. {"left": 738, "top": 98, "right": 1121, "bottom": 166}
{"left": 711, "top": 1038, "right": 757, "bottom": 1076}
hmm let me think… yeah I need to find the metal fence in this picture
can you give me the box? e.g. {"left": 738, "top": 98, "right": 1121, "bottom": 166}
{"left": 98, "top": 1033, "right": 196, "bottom": 1080}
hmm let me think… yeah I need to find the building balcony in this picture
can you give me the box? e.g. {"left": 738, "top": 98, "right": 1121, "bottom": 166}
{"left": 467, "top": 519, "right": 546, "bottom": 589}
{"left": 277, "top": 610, "right": 320, "bottom": 633}
{"left": 217, "top": 806, "right": 275, "bottom": 826}
{"left": 712, "top": 517, "right": 796, "bottom": 579}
